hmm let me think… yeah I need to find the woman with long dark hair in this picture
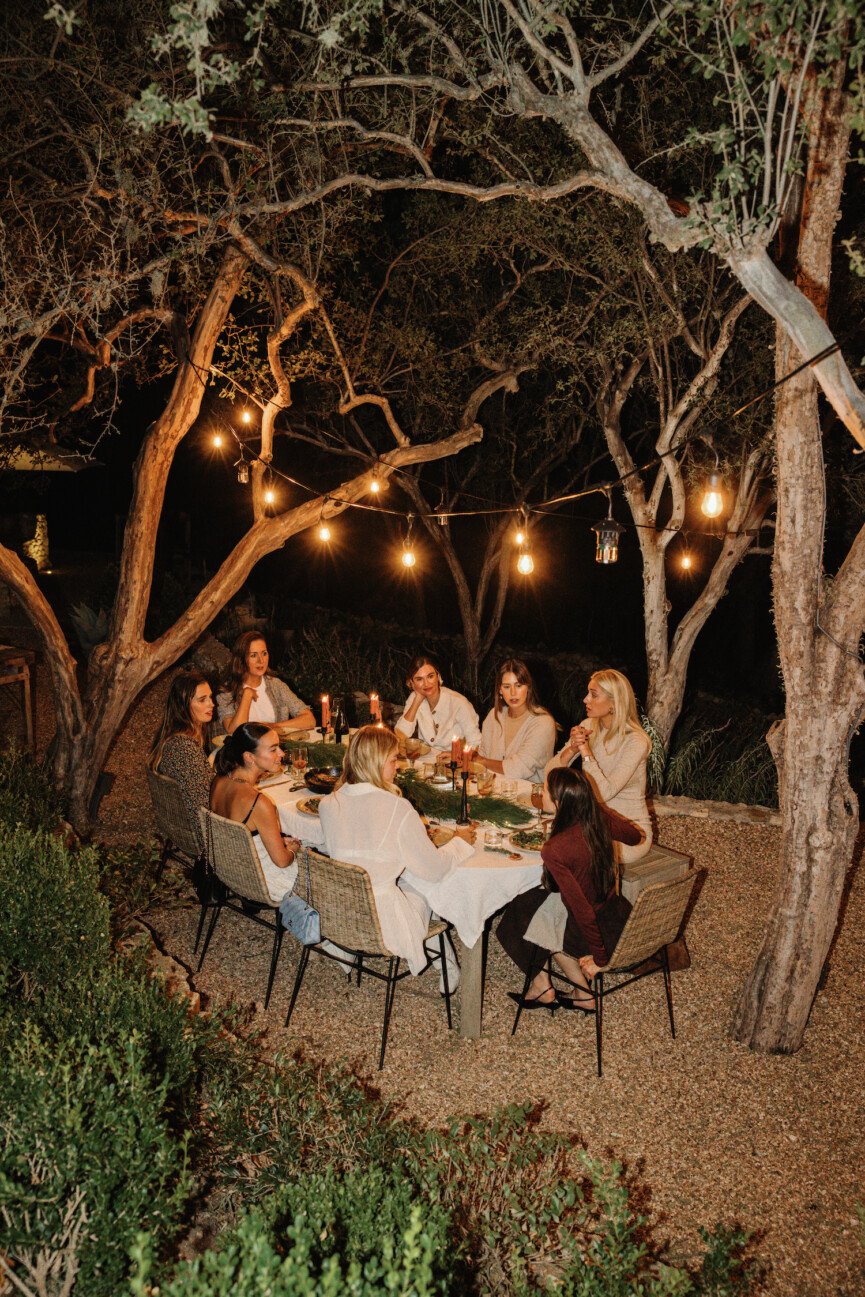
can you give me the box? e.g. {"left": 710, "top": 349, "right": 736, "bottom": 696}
{"left": 496, "top": 766, "right": 643, "bottom": 1010}
{"left": 478, "top": 658, "right": 556, "bottom": 784}
{"left": 148, "top": 671, "right": 215, "bottom": 846}
{"left": 209, "top": 722, "right": 301, "bottom": 903}
{"left": 217, "top": 630, "right": 315, "bottom": 736}
{"left": 395, "top": 653, "right": 481, "bottom": 749}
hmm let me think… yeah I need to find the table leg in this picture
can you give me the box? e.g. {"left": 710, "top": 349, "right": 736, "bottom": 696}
{"left": 459, "top": 934, "right": 485, "bottom": 1039}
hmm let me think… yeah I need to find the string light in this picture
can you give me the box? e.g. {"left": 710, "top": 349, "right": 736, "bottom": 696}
{"left": 212, "top": 433, "right": 224, "bottom": 449}
{"left": 369, "top": 464, "right": 386, "bottom": 494}
{"left": 318, "top": 502, "right": 332, "bottom": 541}
{"left": 401, "top": 514, "right": 417, "bottom": 567}
{"left": 263, "top": 485, "right": 276, "bottom": 506}
{"left": 514, "top": 507, "right": 529, "bottom": 547}
{"left": 700, "top": 468, "right": 724, "bottom": 519}
{"left": 680, "top": 546, "right": 693, "bottom": 571}
{"left": 592, "top": 491, "right": 624, "bottom": 564}
{"left": 241, "top": 410, "right": 252, "bottom": 425}
{"left": 517, "top": 548, "right": 534, "bottom": 575}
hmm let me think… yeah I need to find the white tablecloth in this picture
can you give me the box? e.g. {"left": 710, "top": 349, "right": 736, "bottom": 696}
{"left": 264, "top": 777, "right": 543, "bottom": 947}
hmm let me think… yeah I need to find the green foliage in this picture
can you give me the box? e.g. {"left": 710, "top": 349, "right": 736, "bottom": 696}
{"left": 398, "top": 769, "right": 532, "bottom": 828}
{"left": 663, "top": 713, "right": 778, "bottom": 808}
{"left": 0, "top": 741, "right": 65, "bottom": 829}
{"left": 0, "top": 823, "right": 110, "bottom": 1004}
{"left": 281, "top": 738, "right": 348, "bottom": 767}
{"left": 0, "top": 1024, "right": 192, "bottom": 1297}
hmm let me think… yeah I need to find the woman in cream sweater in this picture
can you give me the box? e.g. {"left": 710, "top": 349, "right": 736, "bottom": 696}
{"left": 546, "top": 668, "right": 652, "bottom": 863}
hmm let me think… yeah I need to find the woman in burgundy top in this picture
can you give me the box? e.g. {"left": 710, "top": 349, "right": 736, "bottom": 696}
{"left": 496, "top": 766, "right": 643, "bottom": 1011}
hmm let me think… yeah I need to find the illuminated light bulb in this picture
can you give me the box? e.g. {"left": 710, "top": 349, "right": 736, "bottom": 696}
{"left": 213, "top": 433, "right": 224, "bottom": 449}
{"left": 681, "top": 552, "right": 693, "bottom": 571}
{"left": 515, "top": 528, "right": 526, "bottom": 546}
{"left": 263, "top": 487, "right": 275, "bottom": 506}
{"left": 517, "top": 549, "right": 534, "bottom": 575}
{"left": 370, "top": 477, "right": 381, "bottom": 494}
{"left": 700, "top": 470, "right": 724, "bottom": 519}
{"left": 241, "top": 410, "right": 252, "bottom": 425}
{"left": 402, "top": 546, "right": 416, "bottom": 568}
{"left": 319, "top": 522, "right": 332, "bottom": 541}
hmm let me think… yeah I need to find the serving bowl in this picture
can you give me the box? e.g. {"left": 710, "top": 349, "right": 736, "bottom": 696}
{"left": 303, "top": 766, "right": 343, "bottom": 795}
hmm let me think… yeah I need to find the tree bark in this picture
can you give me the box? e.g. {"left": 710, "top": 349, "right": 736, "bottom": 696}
{"left": 732, "top": 70, "right": 865, "bottom": 1051}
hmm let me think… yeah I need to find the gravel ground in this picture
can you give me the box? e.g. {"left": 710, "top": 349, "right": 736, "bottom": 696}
{"left": 36, "top": 666, "right": 865, "bottom": 1297}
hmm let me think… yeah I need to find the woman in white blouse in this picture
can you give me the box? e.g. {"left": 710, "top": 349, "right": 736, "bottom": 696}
{"left": 545, "top": 668, "right": 652, "bottom": 863}
{"left": 478, "top": 659, "right": 556, "bottom": 785}
{"left": 318, "top": 725, "right": 475, "bottom": 989}
{"left": 394, "top": 654, "right": 481, "bottom": 750}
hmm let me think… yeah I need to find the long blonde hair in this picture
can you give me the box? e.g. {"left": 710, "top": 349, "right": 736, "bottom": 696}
{"left": 336, "top": 725, "right": 402, "bottom": 796}
{"left": 587, "top": 669, "right": 650, "bottom": 757}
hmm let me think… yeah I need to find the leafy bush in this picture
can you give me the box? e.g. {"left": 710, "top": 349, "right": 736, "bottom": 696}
{"left": 0, "top": 1024, "right": 191, "bottom": 1297}
{"left": 663, "top": 711, "right": 778, "bottom": 807}
{"left": 0, "top": 741, "right": 65, "bottom": 829}
{"left": 0, "top": 824, "right": 110, "bottom": 1004}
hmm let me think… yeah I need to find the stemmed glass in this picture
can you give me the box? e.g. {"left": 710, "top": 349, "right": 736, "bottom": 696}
{"left": 405, "top": 737, "right": 422, "bottom": 768}
{"left": 291, "top": 746, "right": 308, "bottom": 780}
{"left": 530, "top": 783, "right": 545, "bottom": 831}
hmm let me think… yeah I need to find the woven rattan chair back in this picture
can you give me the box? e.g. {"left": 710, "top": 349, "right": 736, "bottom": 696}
{"left": 199, "top": 808, "right": 273, "bottom": 907}
{"left": 305, "top": 849, "right": 390, "bottom": 955}
{"left": 604, "top": 873, "right": 696, "bottom": 972}
{"left": 147, "top": 767, "right": 200, "bottom": 860}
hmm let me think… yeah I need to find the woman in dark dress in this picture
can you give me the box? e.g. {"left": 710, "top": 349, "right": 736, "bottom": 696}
{"left": 148, "top": 672, "right": 215, "bottom": 847}
{"left": 497, "top": 766, "right": 643, "bottom": 1010}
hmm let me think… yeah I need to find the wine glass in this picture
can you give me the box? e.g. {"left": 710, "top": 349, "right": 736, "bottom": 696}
{"left": 530, "top": 782, "right": 544, "bottom": 830}
{"left": 405, "top": 737, "right": 422, "bottom": 768}
{"left": 291, "top": 746, "right": 308, "bottom": 779}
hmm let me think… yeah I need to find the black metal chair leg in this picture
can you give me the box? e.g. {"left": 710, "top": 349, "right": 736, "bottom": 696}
{"left": 356, "top": 954, "right": 363, "bottom": 987}
{"left": 197, "top": 900, "right": 223, "bottom": 971}
{"left": 155, "top": 840, "right": 171, "bottom": 884}
{"left": 192, "top": 897, "right": 210, "bottom": 955}
{"left": 284, "top": 945, "right": 310, "bottom": 1026}
{"left": 378, "top": 956, "right": 400, "bottom": 1069}
{"left": 264, "top": 920, "right": 284, "bottom": 1010}
{"left": 438, "top": 932, "right": 452, "bottom": 1030}
{"left": 594, "top": 973, "right": 604, "bottom": 1076}
{"left": 661, "top": 945, "right": 676, "bottom": 1037}
{"left": 510, "top": 963, "right": 534, "bottom": 1036}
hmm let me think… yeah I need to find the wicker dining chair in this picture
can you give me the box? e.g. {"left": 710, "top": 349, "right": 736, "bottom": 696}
{"left": 196, "top": 808, "right": 287, "bottom": 1010}
{"left": 284, "top": 848, "right": 455, "bottom": 1070}
{"left": 511, "top": 871, "right": 702, "bottom": 1076}
{"left": 146, "top": 767, "right": 215, "bottom": 953}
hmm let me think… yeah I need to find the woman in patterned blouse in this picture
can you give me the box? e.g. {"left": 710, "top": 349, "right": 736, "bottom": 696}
{"left": 148, "top": 672, "right": 215, "bottom": 848}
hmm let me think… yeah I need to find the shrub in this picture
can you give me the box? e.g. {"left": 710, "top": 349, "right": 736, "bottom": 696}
{"left": 0, "top": 824, "right": 110, "bottom": 1005}
{"left": 0, "top": 1024, "right": 191, "bottom": 1297}
{"left": 0, "top": 742, "right": 64, "bottom": 830}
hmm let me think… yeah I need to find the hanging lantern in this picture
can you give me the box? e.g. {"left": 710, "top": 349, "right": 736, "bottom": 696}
{"left": 235, "top": 456, "right": 249, "bottom": 484}
{"left": 516, "top": 546, "right": 534, "bottom": 575}
{"left": 319, "top": 521, "right": 332, "bottom": 541}
{"left": 700, "top": 469, "right": 724, "bottom": 518}
{"left": 592, "top": 493, "right": 624, "bottom": 564}
{"left": 401, "top": 514, "right": 417, "bottom": 567}
{"left": 263, "top": 485, "right": 276, "bottom": 506}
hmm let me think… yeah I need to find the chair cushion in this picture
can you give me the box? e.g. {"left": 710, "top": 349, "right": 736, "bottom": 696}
{"left": 621, "top": 843, "right": 691, "bottom": 904}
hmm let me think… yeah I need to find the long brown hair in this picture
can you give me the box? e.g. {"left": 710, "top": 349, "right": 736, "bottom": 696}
{"left": 225, "top": 629, "right": 272, "bottom": 705}
{"left": 546, "top": 766, "right": 615, "bottom": 896}
{"left": 492, "top": 658, "right": 547, "bottom": 719}
{"left": 148, "top": 672, "right": 212, "bottom": 770}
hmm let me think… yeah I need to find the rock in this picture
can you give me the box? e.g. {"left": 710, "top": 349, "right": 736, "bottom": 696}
{"left": 117, "top": 919, "right": 203, "bottom": 1014}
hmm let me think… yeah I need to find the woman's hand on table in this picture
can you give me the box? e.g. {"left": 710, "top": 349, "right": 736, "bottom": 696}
{"left": 454, "top": 824, "right": 477, "bottom": 846}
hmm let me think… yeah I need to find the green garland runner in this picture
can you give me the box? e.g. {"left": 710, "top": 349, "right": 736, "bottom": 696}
{"left": 281, "top": 739, "right": 347, "bottom": 768}
{"left": 396, "top": 770, "right": 532, "bottom": 828}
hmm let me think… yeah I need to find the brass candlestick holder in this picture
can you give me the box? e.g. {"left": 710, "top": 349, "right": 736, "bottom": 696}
{"left": 457, "top": 770, "right": 471, "bottom": 825}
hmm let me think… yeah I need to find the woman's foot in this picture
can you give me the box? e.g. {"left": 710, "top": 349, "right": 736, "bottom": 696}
{"left": 556, "top": 990, "right": 595, "bottom": 1013}
{"left": 507, "top": 987, "right": 559, "bottom": 1012}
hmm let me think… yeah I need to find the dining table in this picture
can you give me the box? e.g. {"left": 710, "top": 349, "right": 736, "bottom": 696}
{"left": 262, "top": 753, "right": 544, "bottom": 1040}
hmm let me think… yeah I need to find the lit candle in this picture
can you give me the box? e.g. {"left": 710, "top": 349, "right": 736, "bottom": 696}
{"left": 451, "top": 735, "right": 461, "bottom": 764}
{"left": 462, "top": 744, "right": 473, "bottom": 773}
{"left": 321, "top": 694, "right": 330, "bottom": 727}
{"left": 370, "top": 692, "right": 381, "bottom": 720}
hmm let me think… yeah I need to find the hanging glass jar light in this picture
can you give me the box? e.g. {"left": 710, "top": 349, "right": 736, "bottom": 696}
{"left": 700, "top": 468, "right": 724, "bottom": 518}
{"left": 235, "top": 454, "right": 249, "bottom": 484}
{"left": 592, "top": 491, "right": 624, "bottom": 564}
{"left": 401, "top": 514, "right": 417, "bottom": 567}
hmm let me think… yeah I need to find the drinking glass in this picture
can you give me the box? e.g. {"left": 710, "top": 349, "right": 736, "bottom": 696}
{"left": 477, "top": 769, "right": 495, "bottom": 796}
{"left": 405, "top": 737, "right": 422, "bottom": 768}
{"left": 530, "top": 782, "right": 544, "bottom": 828}
{"left": 291, "top": 746, "right": 308, "bottom": 777}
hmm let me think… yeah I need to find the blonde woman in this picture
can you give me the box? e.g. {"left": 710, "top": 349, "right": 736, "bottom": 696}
{"left": 318, "top": 726, "right": 475, "bottom": 988}
{"left": 546, "top": 669, "right": 652, "bottom": 864}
